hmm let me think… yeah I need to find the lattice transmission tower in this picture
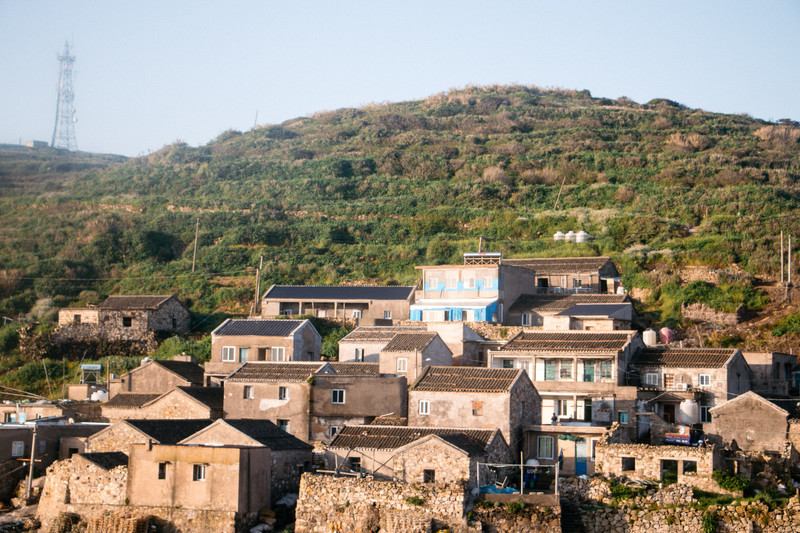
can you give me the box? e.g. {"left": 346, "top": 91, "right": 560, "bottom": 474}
{"left": 51, "top": 41, "right": 78, "bottom": 151}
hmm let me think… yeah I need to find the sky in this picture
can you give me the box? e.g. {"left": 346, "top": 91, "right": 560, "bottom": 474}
{"left": 1, "top": 1, "right": 798, "bottom": 157}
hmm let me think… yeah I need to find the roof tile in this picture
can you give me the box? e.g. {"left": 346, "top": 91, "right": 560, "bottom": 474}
{"left": 99, "top": 295, "right": 173, "bottom": 310}
{"left": 499, "top": 331, "right": 633, "bottom": 352}
{"left": 503, "top": 256, "right": 615, "bottom": 275}
{"left": 630, "top": 347, "right": 736, "bottom": 368}
{"left": 329, "top": 424, "right": 497, "bottom": 451}
{"left": 225, "top": 361, "right": 328, "bottom": 382}
{"left": 411, "top": 366, "right": 521, "bottom": 393}
{"left": 264, "top": 285, "right": 415, "bottom": 301}
{"left": 103, "top": 393, "right": 162, "bottom": 409}
{"left": 382, "top": 333, "right": 437, "bottom": 352}
{"left": 213, "top": 319, "right": 305, "bottom": 337}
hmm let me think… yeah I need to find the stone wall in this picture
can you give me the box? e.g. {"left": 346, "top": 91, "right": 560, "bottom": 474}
{"left": 681, "top": 302, "right": 744, "bottom": 326}
{"left": 559, "top": 477, "right": 693, "bottom": 507}
{"left": 393, "top": 437, "right": 478, "bottom": 487}
{"left": 469, "top": 505, "right": 561, "bottom": 533}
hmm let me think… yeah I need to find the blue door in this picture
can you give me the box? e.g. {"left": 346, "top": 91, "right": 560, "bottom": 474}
{"left": 575, "top": 438, "right": 588, "bottom": 476}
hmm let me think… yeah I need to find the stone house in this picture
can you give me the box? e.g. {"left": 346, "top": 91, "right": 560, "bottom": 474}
{"left": 0, "top": 401, "right": 102, "bottom": 424}
{"left": 87, "top": 419, "right": 215, "bottom": 453}
{"left": 205, "top": 318, "right": 322, "bottom": 382}
{"left": 629, "top": 347, "right": 752, "bottom": 427}
{"left": 407, "top": 366, "right": 541, "bottom": 452}
{"left": 489, "top": 331, "right": 641, "bottom": 429}
{"left": 223, "top": 361, "right": 408, "bottom": 443}
{"left": 102, "top": 387, "right": 224, "bottom": 422}
{"left": 507, "top": 293, "right": 632, "bottom": 329}
{"left": 410, "top": 253, "right": 536, "bottom": 324}
{"left": 523, "top": 424, "right": 610, "bottom": 477}
{"left": 502, "top": 256, "right": 620, "bottom": 295}
{"left": 178, "top": 418, "right": 313, "bottom": 504}
{"left": 56, "top": 295, "right": 191, "bottom": 347}
{"left": 742, "top": 351, "right": 797, "bottom": 397}
{"left": 100, "top": 393, "right": 162, "bottom": 423}
{"left": 261, "top": 284, "right": 416, "bottom": 324}
{"left": 378, "top": 332, "right": 453, "bottom": 383}
{"left": 325, "top": 424, "right": 510, "bottom": 485}
{"left": 542, "top": 303, "right": 634, "bottom": 331}
{"left": 108, "top": 355, "right": 205, "bottom": 398}
{"left": 706, "top": 391, "right": 790, "bottom": 453}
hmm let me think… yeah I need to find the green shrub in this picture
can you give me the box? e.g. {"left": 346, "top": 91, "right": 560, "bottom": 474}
{"left": 506, "top": 501, "right": 525, "bottom": 515}
{"left": 712, "top": 470, "right": 751, "bottom": 493}
{"left": 610, "top": 484, "right": 634, "bottom": 501}
{"left": 406, "top": 496, "right": 426, "bottom": 506}
{"left": 772, "top": 313, "right": 800, "bottom": 336}
{"left": 701, "top": 511, "right": 717, "bottom": 533}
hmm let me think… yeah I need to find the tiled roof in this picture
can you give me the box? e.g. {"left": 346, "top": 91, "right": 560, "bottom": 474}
{"left": 153, "top": 360, "right": 205, "bottom": 384}
{"left": 219, "top": 419, "right": 313, "bottom": 450}
{"left": 370, "top": 416, "right": 408, "bottom": 426}
{"left": 328, "top": 362, "right": 380, "bottom": 375}
{"left": 436, "top": 433, "right": 491, "bottom": 457}
{"left": 225, "top": 361, "right": 328, "bottom": 382}
{"left": 329, "top": 424, "right": 497, "bottom": 451}
{"left": 99, "top": 295, "right": 173, "bottom": 310}
{"left": 503, "top": 256, "right": 614, "bottom": 275}
{"left": 103, "top": 393, "right": 162, "bottom": 409}
{"left": 630, "top": 347, "right": 736, "bottom": 368}
{"left": 213, "top": 319, "right": 304, "bottom": 337}
{"left": 79, "top": 452, "right": 128, "bottom": 470}
{"left": 510, "top": 293, "right": 629, "bottom": 313}
{"left": 340, "top": 326, "right": 427, "bottom": 343}
{"left": 498, "top": 331, "right": 633, "bottom": 353}
{"left": 176, "top": 387, "right": 224, "bottom": 410}
{"left": 264, "top": 285, "right": 415, "bottom": 301}
{"left": 410, "top": 366, "right": 521, "bottom": 393}
{"left": 125, "top": 419, "right": 215, "bottom": 444}
{"left": 382, "top": 333, "right": 437, "bottom": 352}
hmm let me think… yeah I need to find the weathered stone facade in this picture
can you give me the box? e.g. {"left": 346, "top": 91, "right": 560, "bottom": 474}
{"left": 706, "top": 391, "right": 789, "bottom": 453}
{"left": 681, "top": 301, "right": 744, "bottom": 326}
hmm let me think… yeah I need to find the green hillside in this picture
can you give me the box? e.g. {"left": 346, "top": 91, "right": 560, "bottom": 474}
{"left": 2, "top": 84, "right": 800, "bottom": 346}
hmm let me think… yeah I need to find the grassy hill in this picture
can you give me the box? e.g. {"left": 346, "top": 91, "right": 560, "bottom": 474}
{"left": 2, "top": 84, "right": 800, "bottom": 354}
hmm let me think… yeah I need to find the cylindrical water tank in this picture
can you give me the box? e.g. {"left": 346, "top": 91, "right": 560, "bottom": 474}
{"left": 91, "top": 390, "right": 108, "bottom": 402}
{"left": 576, "top": 230, "right": 589, "bottom": 243}
{"left": 553, "top": 231, "right": 565, "bottom": 241}
{"left": 565, "top": 230, "right": 577, "bottom": 242}
{"left": 659, "top": 327, "right": 674, "bottom": 344}
{"left": 643, "top": 328, "right": 657, "bottom": 346}
{"left": 679, "top": 400, "right": 699, "bottom": 425}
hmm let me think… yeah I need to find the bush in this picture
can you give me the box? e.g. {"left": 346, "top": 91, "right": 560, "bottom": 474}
{"left": 701, "top": 511, "right": 717, "bottom": 533}
{"left": 712, "top": 470, "right": 751, "bottom": 493}
{"left": 772, "top": 313, "right": 800, "bottom": 336}
{"left": 405, "top": 496, "right": 426, "bottom": 506}
{"left": 506, "top": 501, "right": 525, "bottom": 515}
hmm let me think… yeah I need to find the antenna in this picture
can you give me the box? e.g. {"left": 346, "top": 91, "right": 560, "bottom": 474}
{"left": 51, "top": 41, "right": 78, "bottom": 151}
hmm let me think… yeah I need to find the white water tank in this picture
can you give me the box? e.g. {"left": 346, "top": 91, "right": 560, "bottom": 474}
{"left": 576, "top": 230, "right": 590, "bottom": 243}
{"left": 643, "top": 328, "right": 657, "bottom": 346}
{"left": 91, "top": 390, "right": 108, "bottom": 402}
{"left": 565, "top": 230, "right": 577, "bottom": 242}
{"left": 553, "top": 231, "right": 565, "bottom": 241}
{"left": 679, "top": 399, "right": 699, "bottom": 424}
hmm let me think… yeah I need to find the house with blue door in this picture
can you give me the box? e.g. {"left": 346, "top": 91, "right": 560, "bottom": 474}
{"left": 410, "top": 253, "right": 536, "bottom": 324}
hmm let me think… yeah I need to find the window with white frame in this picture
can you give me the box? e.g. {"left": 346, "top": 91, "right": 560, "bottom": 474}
{"left": 556, "top": 399, "right": 569, "bottom": 417}
{"left": 384, "top": 310, "right": 392, "bottom": 320}
{"left": 278, "top": 386, "right": 288, "bottom": 400}
{"left": 600, "top": 360, "right": 614, "bottom": 380}
{"left": 329, "top": 425, "right": 340, "bottom": 439}
{"left": 521, "top": 312, "right": 532, "bottom": 326}
{"left": 484, "top": 276, "right": 493, "bottom": 288}
{"left": 698, "top": 374, "right": 711, "bottom": 387}
{"left": 446, "top": 274, "right": 458, "bottom": 289}
{"left": 427, "top": 276, "right": 438, "bottom": 289}
{"left": 700, "top": 406, "right": 712, "bottom": 423}
{"left": 270, "top": 347, "right": 286, "bottom": 361}
{"left": 464, "top": 276, "right": 476, "bottom": 289}
{"left": 355, "top": 348, "right": 364, "bottom": 362}
{"left": 192, "top": 464, "right": 206, "bottom": 481}
{"left": 537, "top": 436, "right": 554, "bottom": 460}
{"left": 238, "top": 347, "right": 249, "bottom": 362}
{"left": 645, "top": 372, "right": 659, "bottom": 386}
{"left": 11, "top": 441, "right": 24, "bottom": 458}
{"left": 418, "top": 400, "right": 430, "bottom": 415}
{"left": 352, "top": 309, "right": 362, "bottom": 319}
{"left": 243, "top": 386, "right": 254, "bottom": 399}
{"left": 222, "top": 346, "right": 236, "bottom": 362}
{"left": 331, "top": 389, "right": 345, "bottom": 404}
{"left": 397, "top": 358, "right": 408, "bottom": 372}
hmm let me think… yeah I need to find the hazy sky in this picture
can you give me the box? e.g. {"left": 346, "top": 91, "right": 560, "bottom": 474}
{"left": 1, "top": 1, "right": 798, "bottom": 157}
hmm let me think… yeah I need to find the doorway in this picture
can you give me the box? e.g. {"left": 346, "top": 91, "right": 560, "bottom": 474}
{"left": 575, "top": 438, "right": 588, "bottom": 476}
{"left": 663, "top": 404, "right": 676, "bottom": 423}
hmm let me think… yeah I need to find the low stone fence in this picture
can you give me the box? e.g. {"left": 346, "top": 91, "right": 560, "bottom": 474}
{"left": 681, "top": 302, "right": 743, "bottom": 326}
{"left": 559, "top": 477, "right": 692, "bottom": 507}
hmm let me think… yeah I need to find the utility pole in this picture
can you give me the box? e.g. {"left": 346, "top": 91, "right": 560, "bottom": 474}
{"left": 478, "top": 236, "right": 483, "bottom": 253}
{"left": 191, "top": 217, "right": 200, "bottom": 273}
{"left": 781, "top": 231, "right": 784, "bottom": 285}
{"left": 253, "top": 256, "right": 263, "bottom": 317}
{"left": 25, "top": 425, "right": 37, "bottom": 500}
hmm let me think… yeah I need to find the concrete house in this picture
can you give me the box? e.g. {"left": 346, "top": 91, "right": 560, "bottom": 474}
{"left": 507, "top": 293, "right": 631, "bottom": 328}
{"left": 179, "top": 418, "right": 313, "bottom": 504}
{"left": 523, "top": 424, "right": 609, "bottom": 477}
{"left": 502, "top": 256, "right": 620, "bottom": 294}
{"left": 410, "top": 253, "right": 536, "bottom": 324}
{"left": 629, "top": 346, "right": 752, "bottom": 427}
{"left": 706, "top": 391, "right": 790, "bottom": 453}
{"left": 742, "top": 351, "right": 797, "bottom": 397}
{"left": 407, "top": 366, "right": 541, "bottom": 452}
{"left": 489, "top": 331, "right": 641, "bottom": 427}
{"left": 108, "top": 355, "right": 205, "bottom": 398}
{"left": 378, "top": 332, "right": 453, "bottom": 383}
{"left": 205, "top": 318, "right": 322, "bottom": 382}
{"left": 261, "top": 284, "right": 416, "bottom": 324}
{"left": 325, "top": 424, "right": 511, "bottom": 486}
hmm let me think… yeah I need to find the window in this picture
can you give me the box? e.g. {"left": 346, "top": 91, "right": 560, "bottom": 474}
{"left": 600, "top": 361, "right": 613, "bottom": 380}
{"left": 278, "top": 387, "right": 288, "bottom": 400}
{"left": 280, "top": 308, "right": 293, "bottom": 316}
{"left": 192, "top": 464, "right": 206, "bottom": 481}
{"left": 502, "top": 359, "right": 514, "bottom": 369}
{"left": 472, "top": 400, "right": 483, "bottom": 416}
{"left": 354, "top": 348, "right": 364, "bottom": 362}
{"left": 419, "top": 400, "right": 430, "bottom": 415}
{"left": 331, "top": 389, "right": 345, "bottom": 404}
{"left": 544, "top": 360, "right": 556, "bottom": 381}
{"left": 537, "top": 436, "right": 554, "bottom": 460}
{"left": 698, "top": 374, "right": 711, "bottom": 387}
{"left": 73, "top": 314, "right": 81, "bottom": 324}
{"left": 583, "top": 362, "right": 595, "bottom": 382}
{"left": 645, "top": 373, "right": 659, "bottom": 386}
{"left": 573, "top": 279, "right": 582, "bottom": 288}
{"left": 700, "top": 406, "right": 712, "bottom": 423}
{"left": 559, "top": 359, "right": 573, "bottom": 380}
{"left": 277, "top": 419, "right": 290, "bottom": 433}
{"left": 158, "top": 462, "right": 167, "bottom": 480}
{"left": 238, "top": 347, "right": 249, "bottom": 363}
{"left": 397, "top": 358, "right": 408, "bottom": 372}
{"left": 618, "top": 411, "right": 629, "bottom": 424}
{"left": 11, "top": 441, "right": 24, "bottom": 458}
{"left": 556, "top": 399, "right": 569, "bottom": 417}
{"left": 39, "top": 440, "right": 46, "bottom": 454}
{"left": 423, "top": 469, "right": 436, "bottom": 483}
{"left": 427, "top": 276, "right": 438, "bottom": 289}
{"left": 349, "top": 457, "right": 361, "bottom": 472}
{"left": 122, "top": 317, "right": 132, "bottom": 327}
{"left": 683, "top": 460, "right": 697, "bottom": 474}
{"left": 243, "top": 386, "right": 254, "bottom": 399}
{"left": 270, "top": 347, "right": 286, "bottom": 361}
{"left": 446, "top": 274, "right": 458, "bottom": 289}
{"left": 621, "top": 457, "right": 635, "bottom": 471}
{"left": 464, "top": 276, "right": 475, "bottom": 289}
{"left": 521, "top": 312, "right": 532, "bottom": 326}
{"left": 590, "top": 439, "right": 599, "bottom": 462}
{"left": 384, "top": 310, "right": 392, "bottom": 320}
{"left": 329, "top": 426, "right": 340, "bottom": 439}
{"left": 352, "top": 309, "right": 362, "bottom": 319}
{"left": 484, "top": 277, "right": 493, "bottom": 288}
{"left": 172, "top": 318, "right": 177, "bottom": 329}
{"left": 222, "top": 346, "right": 236, "bottom": 362}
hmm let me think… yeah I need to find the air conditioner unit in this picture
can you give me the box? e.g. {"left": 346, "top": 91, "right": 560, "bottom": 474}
{"left": 676, "top": 383, "right": 689, "bottom": 391}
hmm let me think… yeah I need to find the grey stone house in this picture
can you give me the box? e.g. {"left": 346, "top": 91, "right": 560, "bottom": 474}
{"left": 407, "top": 366, "right": 541, "bottom": 453}
{"left": 88, "top": 419, "right": 215, "bottom": 453}
{"left": 706, "top": 391, "right": 790, "bottom": 454}
{"left": 205, "top": 318, "right": 322, "bottom": 383}
{"left": 742, "top": 351, "right": 797, "bottom": 397}
{"left": 108, "top": 356, "right": 205, "bottom": 398}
